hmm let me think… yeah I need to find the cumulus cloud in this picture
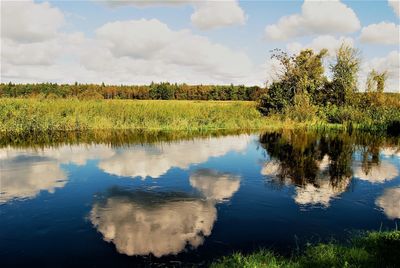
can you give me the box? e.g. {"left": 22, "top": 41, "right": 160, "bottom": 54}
{"left": 2, "top": 4, "right": 259, "bottom": 85}
{"left": 90, "top": 189, "right": 217, "bottom": 257}
{"left": 98, "top": 135, "right": 250, "bottom": 179}
{"left": 101, "top": 0, "right": 246, "bottom": 30}
{"left": 37, "top": 145, "right": 115, "bottom": 166}
{"left": 103, "top": 0, "right": 192, "bottom": 8}
{"left": 189, "top": 169, "right": 240, "bottom": 201}
{"left": 0, "top": 154, "right": 67, "bottom": 203}
{"left": 381, "top": 147, "right": 400, "bottom": 157}
{"left": 376, "top": 187, "right": 400, "bottom": 219}
{"left": 1, "top": 0, "right": 64, "bottom": 43}
{"left": 93, "top": 19, "right": 253, "bottom": 82}
{"left": 360, "top": 22, "right": 400, "bottom": 45}
{"left": 287, "top": 35, "right": 354, "bottom": 56}
{"left": 265, "top": 0, "right": 360, "bottom": 40}
{"left": 353, "top": 161, "right": 399, "bottom": 183}
{"left": 359, "top": 51, "right": 400, "bottom": 92}
{"left": 294, "top": 177, "right": 350, "bottom": 207}
{"left": 0, "top": 144, "right": 115, "bottom": 203}
{"left": 389, "top": 0, "right": 400, "bottom": 17}
{"left": 191, "top": 0, "right": 246, "bottom": 30}
{"left": 261, "top": 160, "right": 281, "bottom": 176}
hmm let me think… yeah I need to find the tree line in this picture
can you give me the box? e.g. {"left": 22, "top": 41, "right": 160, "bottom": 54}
{"left": 0, "top": 82, "right": 266, "bottom": 101}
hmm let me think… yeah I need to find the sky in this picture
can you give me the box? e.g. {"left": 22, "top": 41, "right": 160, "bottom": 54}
{"left": 1, "top": 0, "right": 399, "bottom": 92}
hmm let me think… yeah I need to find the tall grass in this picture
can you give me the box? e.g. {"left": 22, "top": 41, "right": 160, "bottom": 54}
{"left": 0, "top": 99, "right": 270, "bottom": 135}
{"left": 1, "top": 98, "right": 398, "bottom": 137}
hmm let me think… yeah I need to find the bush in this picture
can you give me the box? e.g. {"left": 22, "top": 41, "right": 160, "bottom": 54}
{"left": 284, "top": 93, "right": 317, "bottom": 122}
{"left": 322, "top": 105, "right": 363, "bottom": 124}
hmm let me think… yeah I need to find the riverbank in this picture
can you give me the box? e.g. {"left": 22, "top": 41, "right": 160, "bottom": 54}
{"left": 0, "top": 98, "right": 398, "bottom": 136}
{"left": 211, "top": 230, "right": 400, "bottom": 268}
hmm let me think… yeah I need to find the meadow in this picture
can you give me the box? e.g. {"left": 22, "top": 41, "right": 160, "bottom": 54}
{"left": 0, "top": 99, "right": 270, "bottom": 135}
{"left": 1, "top": 96, "right": 399, "bottom": 138}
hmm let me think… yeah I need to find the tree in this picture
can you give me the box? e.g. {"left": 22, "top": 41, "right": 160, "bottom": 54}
{"left": 330, "top": 44, "right": 360, "bottom": 105}
{"left": 366, "top": 69, "right": 388, "bottom": 93}
{"left": 260, "top": 48, "right": 327, "bottom": 114}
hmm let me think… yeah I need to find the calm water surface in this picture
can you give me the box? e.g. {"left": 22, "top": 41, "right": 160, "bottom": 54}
{"left": 1, "top": 131, "right": 399, "bottom": 267}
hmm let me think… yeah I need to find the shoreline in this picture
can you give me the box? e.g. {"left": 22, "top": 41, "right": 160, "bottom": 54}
{"left": 0, "top": 98, "right": 398, "bottom": 137}
{"left": 210, "top": 230, "right": 400, "bottom": 268}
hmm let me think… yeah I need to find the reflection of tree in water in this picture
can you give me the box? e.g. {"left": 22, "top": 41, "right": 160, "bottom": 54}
{"left": 355, "top": 134, "right": 400, "bottom": 183}
{"left": 260, "top": 131, "right": 353, "bottom": 187}
{"left": 259, "top": 130, "right": 399, "bottom": 206}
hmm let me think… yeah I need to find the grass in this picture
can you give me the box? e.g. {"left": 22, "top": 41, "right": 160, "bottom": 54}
{"left": 0, "top": 99, "right": 270, "bottom": 134}
{"left": 0, "top": 98, "right": 337, "bottom": 136}
{"left": 0, "top": 98, "right": 398, "bottom": 137}
{"left": 210, "top": 230, "right": 400, "bottom": 268}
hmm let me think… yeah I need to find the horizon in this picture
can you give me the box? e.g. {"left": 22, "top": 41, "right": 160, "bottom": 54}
{"left": 1, "top": 0, "right": 399, "bottom": 92}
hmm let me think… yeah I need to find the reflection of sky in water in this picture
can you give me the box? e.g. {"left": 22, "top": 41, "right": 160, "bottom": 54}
{"left": 90, "top": 169, "right": 240, "bottom": 257}
{"left": 376, "top": 187, "right": 400, "bottom": 219}
{"left": 98, "top": 134, "right": 250, "bottom": 179}
{"left": 90, "top": 189, "right": 217, "bottom": 257}
{"left": 0, "top": 133, "right": 399, "bottom": 266}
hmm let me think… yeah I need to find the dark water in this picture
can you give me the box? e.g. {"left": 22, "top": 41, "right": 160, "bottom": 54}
{"left": 1, "top": 130, "right": 399, "bottom": 267}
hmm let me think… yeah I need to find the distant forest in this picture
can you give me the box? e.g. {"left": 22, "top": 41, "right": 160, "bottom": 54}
{"left": 0, "top": 82, "right": 266, "bottom": 101}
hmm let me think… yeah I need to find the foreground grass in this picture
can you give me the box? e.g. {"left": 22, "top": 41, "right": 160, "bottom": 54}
{"left": 211, "top": 231, "right": 400, "bottom": 268}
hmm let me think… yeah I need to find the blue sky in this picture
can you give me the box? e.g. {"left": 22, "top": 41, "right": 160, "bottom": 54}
{"left": 1, "top": 0, "right": 399, "bottom": 91}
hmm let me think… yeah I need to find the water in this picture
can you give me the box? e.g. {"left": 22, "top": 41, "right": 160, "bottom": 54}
{"left": 1, "top": 130, "right": 399, "bottom": 267}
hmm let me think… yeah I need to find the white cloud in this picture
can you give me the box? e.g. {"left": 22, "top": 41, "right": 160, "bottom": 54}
{"left": 90, "top": 190, "right": 216, "bottom": 257}
{"left": 189, "top": 169, "right": 240, "bottom": 201}
{"left": 103, "top": 0, "right": 192, "bottom": 8}
{"left": 294, "top": 177, "right": 350, "bottom": 207}
{"left": 93, "top": 19, "right": 253, "bottom": 82}
{"left": 96, "top": 19, "right": 174, "bottom": 59}
{"left": 191, "top": 0, "right": 246, "bottom": 30}
{"left": 265, "top": 0, "right": 360, "bottom": 40}
{"left": 98, "top": 135, "right": 250, "bottom": 179}
{"left": 381, "top": 147, "right": 400, "bottom": 157}
{"left": 295, "top": 156, "right": 350, "bottom": 207}
{"left": 359, "top": 51, "right": 400, "bottom": 92}
{"left": 360, "top": 22, "right": 400, "bottom": 45}
{"left": 101, "top": 0, "right": 246, "bottom": 30}
{"left": 2, "top": 12, "right": 260, "bottom": 85}
{"left": 0, "top": 144, "right": 115, "bottom": 203}
{"left": 389, "top": 0, "right": 400, "bottom": 17}
{"left": 261, "top": 160, "right": 280, "bottom": 176}
{"left": 353, "top": 161, "right": 399, "bottom": 183}
{"left": 0, "top": 152, "right": 67, "bottom": 203}
{"left": 1, "top": 0, "right": 64, "bottom": 43}
{"left": 286, "top": 35, "right": 354, "bottom": 56}
{"left": 376, "top": 187, "right": 400, "bottom": 219}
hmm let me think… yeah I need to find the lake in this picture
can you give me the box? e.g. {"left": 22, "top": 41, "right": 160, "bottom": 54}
{"left": 1, "top": 130, "right": 399, "bottom": 267}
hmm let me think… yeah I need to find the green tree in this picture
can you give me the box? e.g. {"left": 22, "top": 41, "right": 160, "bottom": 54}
{"left": 259, "top": 48, "right": 327, "bottom": 114}
{"left": 330, "top": 44, "right": 360, "bottom": 105}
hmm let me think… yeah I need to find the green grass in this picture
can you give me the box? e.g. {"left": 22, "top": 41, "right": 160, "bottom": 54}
{"left": 0, "top": 98, "right": 336, "bottom": 136}
{"left": 210, "top": 231, "right": 400, "bottom": 268}
{"left": 0, "top": 98, "right": 398, "bottom": 137}
{"left": 0, "top": 99, "right": 271, "bottom": 134}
